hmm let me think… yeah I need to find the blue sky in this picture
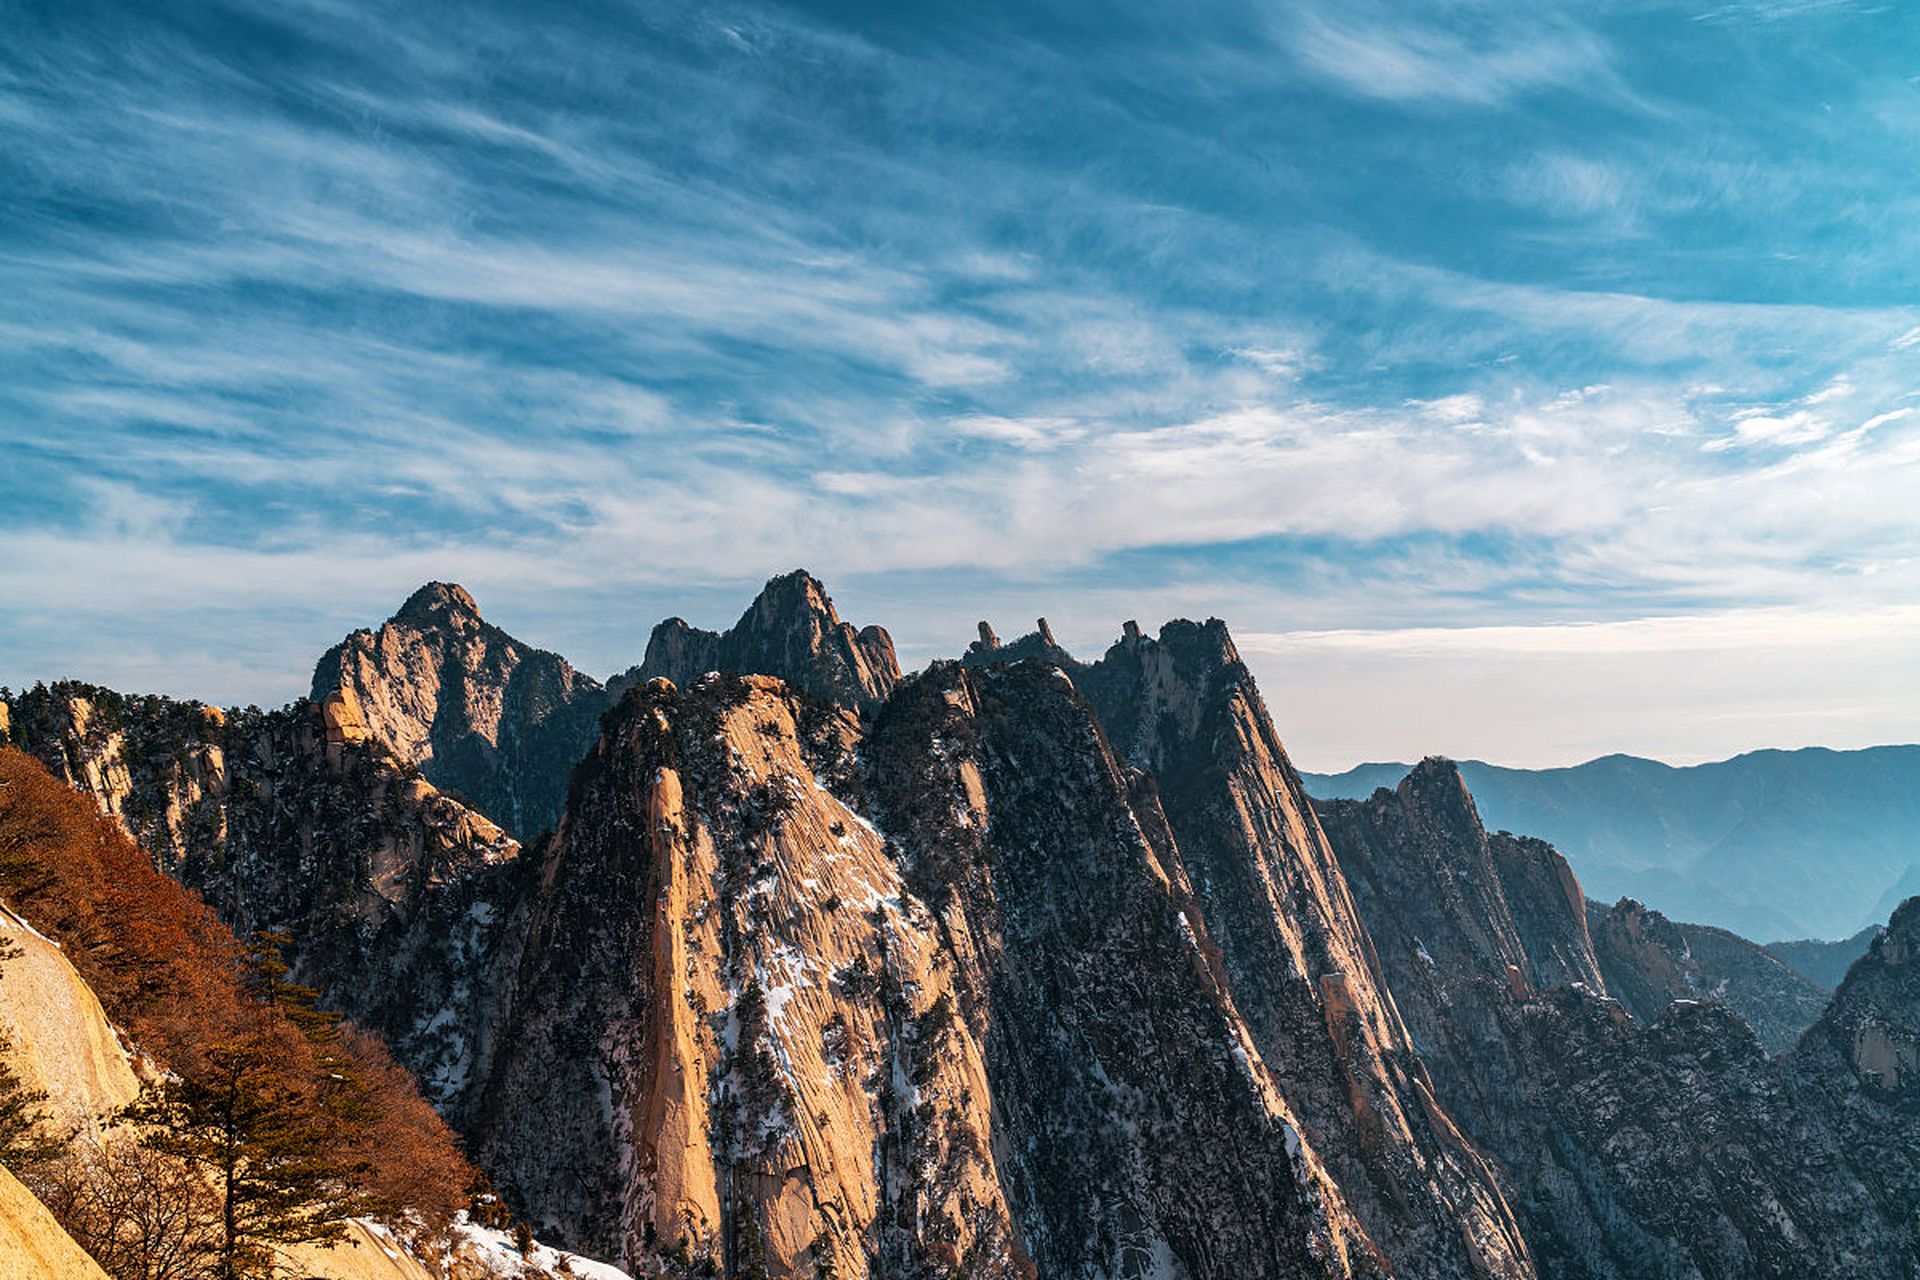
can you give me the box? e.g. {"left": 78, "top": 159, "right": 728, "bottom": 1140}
{"left": 4, "top": 0, "right": 1918, "bottom": 768}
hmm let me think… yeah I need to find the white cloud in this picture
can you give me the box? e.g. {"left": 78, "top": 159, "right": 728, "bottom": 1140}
{"left": 1282, "top": 3, "right": 1619, "bottom": 108}
{"left": 1238, "top": 605, "right": 1920, "bottom": 659}
{"left": 1239, "top": 606, "right": 1920, "bottom": 771}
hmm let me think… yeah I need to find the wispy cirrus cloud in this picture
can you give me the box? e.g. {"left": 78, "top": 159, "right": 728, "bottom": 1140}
{"left": 4, "top": 0, "right": 1919, "bottom": 768}
{"left": 1276, "top": 0, "right": 1623, "bottom": 108}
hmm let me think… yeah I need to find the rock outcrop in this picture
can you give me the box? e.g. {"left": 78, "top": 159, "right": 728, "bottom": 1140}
{"left": 960, "top": 617, "right": 1075, "bottom": 670}
{"left": 1587, "top": 897, "right": 1829, "bottom": 1054}
{"left": 312, "top": 582, "right": 613, "bottom": 839}
{"left": 0, "top": 1166, "right": 111, "bottom": 1280}
{"left": 473, "top": 674, "right": 1019, "bottom": 1276}
{"left": 635, "top": 571, "right": 901, "bottom": 716}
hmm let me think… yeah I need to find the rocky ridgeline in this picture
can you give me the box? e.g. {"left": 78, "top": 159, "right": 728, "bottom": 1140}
{"left": 6, "top": 572, "right": 1920, "bottom": 1278}
{"left": 1315, "top": 759, "right": 1918, "bottom": 1277}
{"left": 1585, "top": 896, "right": 1829, "bottom": 1055}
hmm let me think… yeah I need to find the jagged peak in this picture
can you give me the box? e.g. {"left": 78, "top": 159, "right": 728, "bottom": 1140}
{"left": 1091, "top": 616, "right": 1242, "bottom": 682}
{"left": 744, "top": 567, "right": 839, "bottom": 624}
{"left": 636, "top": 570, "right": 899, "bottom": 714}
{"left": 1406, "top": 755, "right": 1468, "bottom": 787}
{"left": 963, "top": 616, "right": 1078, "bottom": 670}
{"left": 1396, "top": 756, "right": 1486, "bottom": 836}
{"left": 646, "top": 614, "right": 717, "bottom": 644}
{"left": 1145, "top": 617, "right": 1241, "bottom": 667}
{"left": 393, "top": 580, "right": 483, "bottom": 626}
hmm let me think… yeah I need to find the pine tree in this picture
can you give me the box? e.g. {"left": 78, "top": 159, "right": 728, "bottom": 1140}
{"left": 121, "top": 1028, "right": 376, "bottom": 1280}
{"left": 243, "top": 932, "right": 337, "bottom": 1045}
{"left": 241, "top": 933, "right": 389, "bottom": 1204}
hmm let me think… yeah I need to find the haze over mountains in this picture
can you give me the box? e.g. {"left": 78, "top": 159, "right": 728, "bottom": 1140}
{"left": 1303, "top": 748, "right": 1920, "bottom": 943}
{"left": 4, "top": 571, "right": 1919, "bottom": 1279}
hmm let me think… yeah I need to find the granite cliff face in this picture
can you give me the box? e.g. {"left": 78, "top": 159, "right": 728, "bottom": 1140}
{"left": 312, "top": 582, "right": 612, "bottom": 840}
{"left": 1316, "top": 758, "right": 1920, "bottom": 1278}
{"left": 472, "top": 673, "right": 1019, "bottom": 1277}
{"left": 475, "top": 658, "right": 1401, "bottom": 1278}
{"left": 635, "top": 571, "right": 901, "bottom": 716}
{"left": 862, "top": 659, "right": 1396, "bottom": 1280}
{"left": 1067, "top": 625, "right": 1532, "bottom": 1279}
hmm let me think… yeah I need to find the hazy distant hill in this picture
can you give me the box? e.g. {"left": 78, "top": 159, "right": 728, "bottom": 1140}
{"left": 1768, "top": 925, "right": 1883, "bottom": 991}
{"left": 1301, "top": 746, "right": 1920, "bottom": 942}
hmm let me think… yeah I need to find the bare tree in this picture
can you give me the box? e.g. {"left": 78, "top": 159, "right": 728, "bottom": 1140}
{"left": 24, "top": 1136, "right": 222, "bottom": 1280}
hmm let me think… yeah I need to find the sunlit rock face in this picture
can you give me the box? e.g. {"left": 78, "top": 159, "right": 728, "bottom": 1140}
{"left": 312, "top": 581, "right": 614, "bottom": 841}
{"left": 634, "top": 570, "right": 901, "bottom": 717}
{"left": 476, "top": 663, "right": 1393, "bottom": 1278}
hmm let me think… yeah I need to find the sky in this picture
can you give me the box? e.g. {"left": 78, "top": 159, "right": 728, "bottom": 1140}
{"left": 3, "top": 0, "right": 1918, "bottom": 771}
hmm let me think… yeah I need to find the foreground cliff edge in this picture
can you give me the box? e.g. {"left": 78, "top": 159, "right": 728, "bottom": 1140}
{"left": 0, "top": 570, "right": 1915, "bottom": 1279}
{"left": 0, "top": 749, "right": 629, "bottom": 1280}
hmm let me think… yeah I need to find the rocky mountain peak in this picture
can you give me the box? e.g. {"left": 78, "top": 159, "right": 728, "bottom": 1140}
{"left": 636, "top": 569, "right": 901, "bottom": 714}
{"left": 1397, "top": 756, "right": 1483, "bottom": 828}
{"left": 394, "top": 580, "right": 483, "bottom": 625}
{"left": 311, "top": 583, "right": 611, "bottom": 839}
{"left": 746, "top": 566, "right": 834, "bottom": 618}
{"left": 1881, "top": 895, "right": 1920, "bottom": 965}
{"left": 962, "top": 615, "right": 1077, "bottom": 670}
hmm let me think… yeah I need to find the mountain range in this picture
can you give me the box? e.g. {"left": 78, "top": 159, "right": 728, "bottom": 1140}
{"left": 3, "top": 572, "right": 1917, "bottom": 1279}
{"left": 1302, "top": 748, "right": 1920, "bottom": 942}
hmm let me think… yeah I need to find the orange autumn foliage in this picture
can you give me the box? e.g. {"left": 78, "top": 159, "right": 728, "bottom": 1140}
{"left": 0, "top": 747, "right": 473, "bottom": 1226}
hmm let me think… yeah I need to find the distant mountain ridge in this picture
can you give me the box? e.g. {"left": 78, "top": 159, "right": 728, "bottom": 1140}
{"left": 1302, "top": 746, "right": 1920, "bottom": 941}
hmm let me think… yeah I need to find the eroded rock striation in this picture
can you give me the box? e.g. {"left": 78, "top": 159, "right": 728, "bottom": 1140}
{"left": 472, "top": 673, "right": 1019, "bottom": 1277}
{"left": 1071, "top": 626, "right": 1532, "bottom": 1279}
